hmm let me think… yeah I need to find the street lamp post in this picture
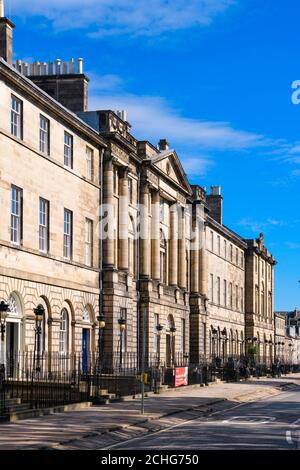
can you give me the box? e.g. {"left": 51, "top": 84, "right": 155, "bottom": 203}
{"left": 221, "top": 328, "right": 227, "bottom": 363}
{"left": 0, "top": 301, "right": 9, "bottom": 379}
{"left": 156, "top": 324, "right": 163, "bottom": 365}
{"left": 212, "top": 329, "right": 218, "bottom": 363}
{"left": 33, "top": 305, "right": 45, "bottom": 375}
{"left": 118, "top": 317, "right": 126, "bottom": 370}
{"left": 96, "top": 314, "right": 105, "bottom": 373}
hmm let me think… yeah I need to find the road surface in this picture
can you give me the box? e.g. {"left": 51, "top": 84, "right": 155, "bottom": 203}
{"left": 105, "top": 386, "right": 300, "bottom": 450}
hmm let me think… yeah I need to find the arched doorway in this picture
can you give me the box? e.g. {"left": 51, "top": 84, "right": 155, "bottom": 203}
{"left": 166, "top": 315, "right": 175, "bottom": 366}
{"left": 6, "top": 293, "right": 24, "bottom": 377}
{"left": 82, "top": 305, "right": 94, "bottom": 373}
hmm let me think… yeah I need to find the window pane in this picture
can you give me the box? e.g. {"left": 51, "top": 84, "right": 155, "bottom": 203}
{"left": 64, "top": 209, "right": 72, "bottom": 259}
{"left": 86, "top": 147, "right": 93, "bottom": 180}
{"left": 40, "top": 115, "right": 49, "bottom": 154}
{"left": 85, "top": 218, "right": 93, "bottom": 266}
{"left": 11, "top": 186, "right": 22, "bottom": 244}
{"left": 39, "top": 198, "right": 49, "bottom": 252}
{"left": 11, "top": 96, "right": 22, "bottom": 139}
{"left": 64, "top": 132, "right": 73, "bottom": 168}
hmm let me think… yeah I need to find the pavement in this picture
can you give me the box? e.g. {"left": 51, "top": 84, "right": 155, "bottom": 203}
{"left": 0, "top": 373, "right": 299, "bottom": 450}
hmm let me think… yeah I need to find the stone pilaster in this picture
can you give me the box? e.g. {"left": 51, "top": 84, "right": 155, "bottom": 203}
{"left": 151, "top": 190, "right": 160, "bottom": 280}
{"left": 169, "top": 205, "right": 178, "bottom": 286}
{"left": 178, "top": 207, "right": 186, "bottom": 289}
{"left": 190, "top": 205, "right": 199, "bottom": 294}
{"left": 103, "top": 156, "right": 115, "bottom": 268}
{"left": 118, "top": 166, "right": 129, "bottom": 271}
{"left": 140, "top": 183, "right": 150, "bottom": 278}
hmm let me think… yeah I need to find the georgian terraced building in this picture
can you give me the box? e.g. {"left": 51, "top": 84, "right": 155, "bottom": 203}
{"left": 0, "top": 4, "right": 278, "bottom": 368}
{"left": 0, "top": 56, "right": 106, "bottom": 363}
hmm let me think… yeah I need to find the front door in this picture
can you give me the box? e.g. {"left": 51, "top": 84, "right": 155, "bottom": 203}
{"left": 82, "top": 329, "right": 90, "bottom": 373}
{"left": 166, "top": 334, "right": 172, "bottom": 366}
{"left": 6, "top": 322, "right": 19, "bottom": 377}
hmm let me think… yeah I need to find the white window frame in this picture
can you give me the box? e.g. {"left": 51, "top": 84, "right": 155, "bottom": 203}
{"left": 39, "top": 115, "right": 50, "bottom": 154}
{"left": 64, "top": 209, "right": 73, "bottom": 259}
{"left": 85, "top": 218, "right": 93, "bottom": 267}
{"left": 11, "top": 186, "right": 22, "bottom": 245}
{"left": 64, "top": 131, "right": 73, "bottom": 168}
{"left": 11, "top": 95, "right": 22, "bottom": 139}
{"left": 59, "top": 308, "right": 69, "bottom": 354}
{"left": 86, "top": 146, "right": 94, "bottom": 181}
{"left": 39, "top": 198, "right": 49, "bottom": 253}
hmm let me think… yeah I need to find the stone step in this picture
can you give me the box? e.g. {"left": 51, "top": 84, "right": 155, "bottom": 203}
{"left": 1, "top": 401, "right": 93, "bottom": 423}
{"left": 2, "top": 397, "right": 22, "bottom": 406}
{"left": 5, "top": 403, "right": 32, "bottom": 413}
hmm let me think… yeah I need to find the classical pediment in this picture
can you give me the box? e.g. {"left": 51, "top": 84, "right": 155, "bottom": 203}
{"left": 151, "top": 150, "right": 192, "bottom": 195}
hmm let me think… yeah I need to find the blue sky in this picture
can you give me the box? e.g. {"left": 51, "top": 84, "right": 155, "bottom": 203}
{"left": 7, "top": 0, "right": 300, "bottom": 309}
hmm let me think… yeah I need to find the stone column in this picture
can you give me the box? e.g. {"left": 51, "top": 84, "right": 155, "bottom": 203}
{"left": 151, "top": 190, "right": 160, "bottom": 280}
{"left": 190, "top": 204, "right": 199, "bottom": 294}
{"left": 169, "top": 205, "right": 178, "bottom": 286}
{"left": 199, "top": 226, "right": 208, "bottom": 296}
{"left": 118, "top": 167, "right": 129, "bottom": 271}
{"left": 140, "top": 183, "right": 150, "bottom": 278}
{"left": 103, "top": 156, "right": 115, "bottom": 268}
{"left": 178, "top": 207, "right": 186, "bottom": 289}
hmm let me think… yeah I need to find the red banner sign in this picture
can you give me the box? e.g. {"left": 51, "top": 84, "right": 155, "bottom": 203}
{"left": 174, "top": 367, "right": 188, "bottom": 387}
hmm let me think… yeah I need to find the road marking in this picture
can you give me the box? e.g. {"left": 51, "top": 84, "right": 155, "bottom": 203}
{"left": 286, "top": 417, "right": 300, "bottom": 445}
{"left": 223, "top": 416, "right": 276, "bottom": 424}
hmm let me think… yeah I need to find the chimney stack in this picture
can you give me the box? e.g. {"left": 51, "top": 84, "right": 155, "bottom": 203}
{"left": 158, "top": 139, "right": 169, "bottom": 151}
{"left": 206, "top": 185, "right": 223, "bottom": 225}
{"left": 0, "top": 1, "right": 15, "bottom": 64}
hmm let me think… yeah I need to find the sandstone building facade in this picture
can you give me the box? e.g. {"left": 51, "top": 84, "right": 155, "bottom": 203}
{"left": 0, "top": 5, "right": 281, "bottom": 370}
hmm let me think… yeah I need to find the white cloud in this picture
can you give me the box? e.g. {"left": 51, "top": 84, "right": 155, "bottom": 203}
{"left": 181, "top": 156, "right": 215, "bottom": 177}
{"left": 11, "top": 0, "right": 237, "bottom": 36}
{"left": 237, "top": 218, "right": 286, "bottom": 233}
{"left": 87, "top": 73, "right": 124, "bottom": 92}
{"left": 90, "top": 93, "right": 268, "bottom": 150}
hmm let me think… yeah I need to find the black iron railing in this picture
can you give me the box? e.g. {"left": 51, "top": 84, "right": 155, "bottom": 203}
{"left": 0, "top": 352, "right": 298, "bottom": 419}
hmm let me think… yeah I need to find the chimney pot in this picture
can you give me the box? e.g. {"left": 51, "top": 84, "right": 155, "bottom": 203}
{"left": 69, "top": 59, "right": 75, "bottom": 74}
{"left": 55, "top": 59, "right": 61, "bottom": 75}
{"left": 77, "top": 58, "right": 83, "bottom": 74}
{"left": 62, "top": 61, "right": 68, "bottom": 74}
{"left": 16, "top": 59, "right": 22, "bottom": 72}
{"left": 41, "top": 62, "right": 47, "bottom": 75}
{"left": 158, "top": 139, "right": 169, "bottom": 151}
{"left": 210, "top": 185, "right": 221, "bottom": 196}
